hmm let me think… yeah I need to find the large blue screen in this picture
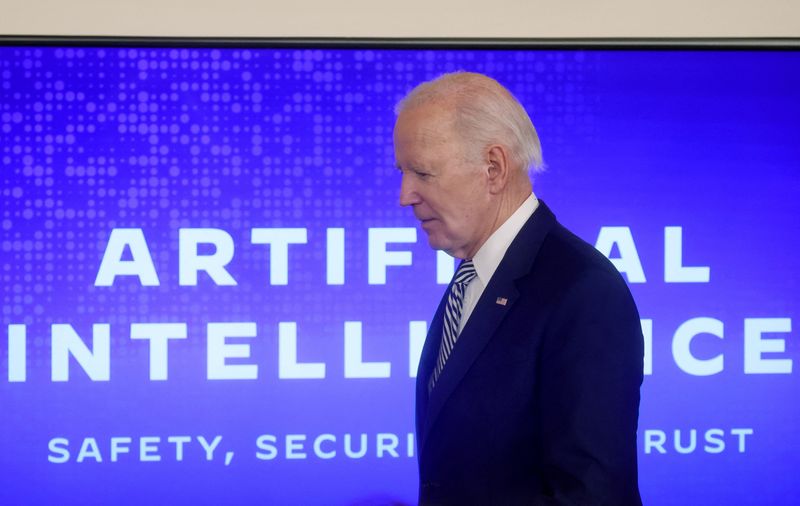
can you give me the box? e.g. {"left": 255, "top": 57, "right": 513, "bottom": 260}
{"left": 1, "top": 45, "right": 799, "bottom": 505}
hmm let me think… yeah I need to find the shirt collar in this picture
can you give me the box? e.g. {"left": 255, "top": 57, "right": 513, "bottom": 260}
{"left": 471, "top": 192, "right": 539, "bottom": 286}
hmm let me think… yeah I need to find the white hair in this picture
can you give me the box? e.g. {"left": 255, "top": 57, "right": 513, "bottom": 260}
{"left": 395, "top": 71, "right": 543, "bottom": 173}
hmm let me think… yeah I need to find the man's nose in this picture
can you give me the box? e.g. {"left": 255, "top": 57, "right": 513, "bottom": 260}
{"left": 398, "top": 174, "right": 419, "bottom": 207}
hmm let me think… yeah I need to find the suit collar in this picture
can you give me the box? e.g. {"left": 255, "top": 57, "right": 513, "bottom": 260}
{"left": 416, "top": 200, "right": 558, "bottom": 453}
{"left": 471, "top": 193, "right": 539, "bottom": 285}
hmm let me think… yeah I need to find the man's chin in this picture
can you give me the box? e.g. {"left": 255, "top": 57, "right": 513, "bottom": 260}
{"left": 425, "top": 233, "right": 445, "bottom": 251}
{"left": 425, "top": 235, "right": 456, "bottom": 257}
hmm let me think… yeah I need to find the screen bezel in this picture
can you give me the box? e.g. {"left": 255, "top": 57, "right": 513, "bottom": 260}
{"left": 1, "top": 35, "right": 799, "bottom": 50}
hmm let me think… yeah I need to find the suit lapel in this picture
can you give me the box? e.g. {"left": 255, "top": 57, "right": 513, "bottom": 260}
{"left": 419, "top": 201, "right": 557, "bottom": 453}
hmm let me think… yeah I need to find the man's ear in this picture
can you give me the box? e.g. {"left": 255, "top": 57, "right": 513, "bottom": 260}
{"left": 486, "top": 144, "right": 512, "bottom": 194}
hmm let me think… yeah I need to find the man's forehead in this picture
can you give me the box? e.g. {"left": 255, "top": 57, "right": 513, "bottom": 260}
{"left": 395, "top": 105, "right": 457, "bottom": 145}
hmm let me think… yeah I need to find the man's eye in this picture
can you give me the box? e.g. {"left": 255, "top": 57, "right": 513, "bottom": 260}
{"left": 414, "top": 170, "right": 431, "bottom": 179}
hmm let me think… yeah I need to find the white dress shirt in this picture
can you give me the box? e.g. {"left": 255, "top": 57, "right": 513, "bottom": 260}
{"left": 458, "top": 192, "right": 539, "bottom": 334}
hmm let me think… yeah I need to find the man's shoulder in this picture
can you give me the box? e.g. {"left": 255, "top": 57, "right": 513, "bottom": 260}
{"left": 527, "top": 219, "right": 632, "bottom": 301}
{"left": 504, "top": 202, "right": 632, "bottom": 303}
{"left": 543, "top": 221, "right": 618, "bottom": 275}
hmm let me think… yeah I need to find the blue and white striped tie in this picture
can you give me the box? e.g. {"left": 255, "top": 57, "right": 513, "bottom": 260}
{"left": 429, "top": 260, "right": 477, "bottom": 392}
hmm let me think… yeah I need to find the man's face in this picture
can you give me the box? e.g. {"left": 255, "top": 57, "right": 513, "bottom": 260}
{"left": 394, "top": 105, "right": 491, "bottom": 259}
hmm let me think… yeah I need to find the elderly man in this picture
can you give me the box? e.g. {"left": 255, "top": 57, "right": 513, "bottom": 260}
{"left": 394, "top": 72, "right": 643, "bottom": 505}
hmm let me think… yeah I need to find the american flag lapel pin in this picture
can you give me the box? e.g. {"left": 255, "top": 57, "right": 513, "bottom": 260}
{"left": 496, "top": 297, "right": 508, "bottom": 306}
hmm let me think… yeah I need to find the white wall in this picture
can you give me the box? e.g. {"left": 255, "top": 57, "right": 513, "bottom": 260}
{"left": 1, "top": 0, "right": 799, "bottom": 38}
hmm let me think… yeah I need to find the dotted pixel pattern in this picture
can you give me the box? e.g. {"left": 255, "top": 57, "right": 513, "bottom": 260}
{"left": 0, "top": 46, "right": 590, "bottom": 374}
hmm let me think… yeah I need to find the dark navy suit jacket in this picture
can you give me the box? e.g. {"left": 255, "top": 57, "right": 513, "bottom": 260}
{"left": 416, "top": 201, "right": 644, "bottom": 505}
